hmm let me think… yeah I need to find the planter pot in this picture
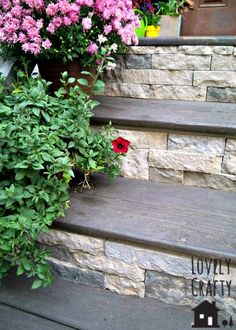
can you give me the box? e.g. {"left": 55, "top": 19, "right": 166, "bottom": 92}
{"left": 38, "top": 59, "right": 96, "bottom": 95}
{"left": 145, "top": 25, "right": 161, "bottom": 38}
{"left": 135, "top": 18, "right": 148, "bottom": 37}
{"left": 159, "top": 15, "right": 182, "bottom": 37}
{"left": 134, "top": 9, "right": 148, "bottom": 38}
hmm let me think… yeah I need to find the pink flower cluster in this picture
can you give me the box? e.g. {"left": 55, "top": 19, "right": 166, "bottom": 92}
{"left": 0, "top": 0, "right": 139, "bottom": 56}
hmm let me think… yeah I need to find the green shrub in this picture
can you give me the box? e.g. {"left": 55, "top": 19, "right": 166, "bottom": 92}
{"left": 0, "top": 70, "right": 122, "bottom": 288}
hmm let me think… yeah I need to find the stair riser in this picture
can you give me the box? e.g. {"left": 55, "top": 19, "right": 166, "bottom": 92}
{"left": 38, "top": 229, "right": 236, "bottom": 317}
{"left": 99, "top": 126, "right": 236, "bottom": 191}
{"left": 99, "top": 45, "right": 236, "bottom": 103}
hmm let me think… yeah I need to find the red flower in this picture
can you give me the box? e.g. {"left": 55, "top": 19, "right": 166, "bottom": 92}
{"left": 112, "top": 137, "right": 130, "bottom": 153}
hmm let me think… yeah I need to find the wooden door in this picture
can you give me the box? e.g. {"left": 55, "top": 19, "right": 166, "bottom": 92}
{"left": 181, "top": 0, "right": 236, "bottom": 36}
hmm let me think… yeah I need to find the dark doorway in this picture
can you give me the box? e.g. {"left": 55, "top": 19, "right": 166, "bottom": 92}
{"left": 181, "top": 0, "right": 236, "bottom": 36}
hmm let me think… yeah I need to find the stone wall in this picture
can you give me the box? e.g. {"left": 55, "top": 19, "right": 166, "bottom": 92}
{"left": 99, "top": 45, "right": 236, "bottom": 103}
{"left": 114, "top": 128, "right": 236, "bottom": 192}
{"left": 39, "top": 229, "right": 236, "bottom": 316}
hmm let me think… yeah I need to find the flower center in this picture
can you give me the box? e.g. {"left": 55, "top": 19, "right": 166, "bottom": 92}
{"left": 118, "top": 143, "right": 124, "bottom": 149}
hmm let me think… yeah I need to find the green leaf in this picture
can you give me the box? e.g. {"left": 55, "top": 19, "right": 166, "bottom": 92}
{"left": 61, "top": 71, "right": 68, "bottom": 79}
{"left": 32, "top": 279, "right": 43, "bottom": 289}
{"left": 17, "top": 264, "right": 25, "bottom": 276}
{"left": 95, "top": 80, "right": 105, "bottom": 89}
{"left": 15, "top": 170, "right": 27, "bottom": 181}
{"left": 81, "top": 71, "right": 93, "bottom": 76}
{"left": 0, "top": 105, "right": 11, "bottom": 114}
{"left": 68, "top": 77, "right": 76, "bottom": 84}
{"left": 77, "top": 78, "right": 89, "bottom": 86}
{"left": 22, "top": 259, "right": 33, "bottom": 271}
{"left": 68, "top": 141, "right": 75, "bottom": 148}
{"left": 32, "top": 108, "right": 40, "bottom": 117}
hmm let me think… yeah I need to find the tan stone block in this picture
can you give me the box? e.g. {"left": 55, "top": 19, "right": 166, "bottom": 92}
{"left": 226, "top": 139, "right": 236, "bottom": 153}
{"left": 222, "top": 154, "right": 236, "bottom": 175}
{"left": 149, "top": 85, "right": 206, "bottom": 101}
{"left": 193, "top": 71, "right": 236, "bottom": 87}
{"left": 99, "top": 83, "right": 149, "bottom": 99}
{"left": 72, "top": 252, "right": 145, "bottom": 281}
{"left": 178, "top": 46, "right": 213, "bottom": 55}
{"left": 178, "top": 46, "right": 234, "bottom": 55}
{"left": 168, "top": 134, "right": 225, "bottom": 156}
{"left": 211, "top": 55, "right": 236, "bottom": 71}
{"left": 152, "top": 54, "right": 211, "bottom": 70}
{"left": 38, "top": 230, "right": 104, "bottom": 255}
{"left": 149, "top": 150, "right": 222, "bottom": 174}
{"left": 154, "top": 46, "right": 178, "bottom": 54}
{"left": 121, "top": 149, "right": 149, "bottom": 180}
{"left": 105, "top": 241, "right": 212, "bottom": 280}
{"left": 105, "top": 274, "right": 145, "bottom": 298}
{"left": 149, "top": 168, "right": 183, "bottom": 184}
{"left": 117, "top": 130, "right": 167, "bottom": 149}
{"left": 126, "top": 46, "right": 156, "bottom": 55}
{"left": 122, "top": 69, "right": 193, "bottom": 85}
{"left": 184, "top": 172, "right": 236, "bottom": 192}
{"left": 213, "top": 46, "right": 234, "bottom": 55}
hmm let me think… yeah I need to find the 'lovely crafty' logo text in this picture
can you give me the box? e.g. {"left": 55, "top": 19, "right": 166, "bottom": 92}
{"left": 191, "top": 257, "right": 232, "bottom": 297}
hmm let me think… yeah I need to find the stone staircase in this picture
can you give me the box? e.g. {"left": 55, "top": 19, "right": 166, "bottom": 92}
{"left": 1, "top": 56, "right": 236, "bottom": 324}
{"left": 35, "top": 94, "right": 236, "bottom": 319}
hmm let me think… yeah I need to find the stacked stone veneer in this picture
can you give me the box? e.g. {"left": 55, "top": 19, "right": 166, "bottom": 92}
{"left": 113, "top": 128, "right": 236, "bottom": 192}
{"left": 99, "top": 45, "right": 236, "bottom": 103}
{"left": 39, "top": 229, "right": 236, "bottom": 316}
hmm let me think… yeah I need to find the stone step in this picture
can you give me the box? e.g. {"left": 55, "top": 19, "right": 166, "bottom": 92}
{"left": 38, "top": 174, "right": 236, "bottom": 316}
{"left": 93, "top": 96, "right": 236, "bottom": 135}
{"left": 55, "top": 175, "right": 236, "bottom": 262}
{"left": 0, "top": 273, "right": 226, "bottom": 330}
{"left": 92, "top": 96, "right": 236, "bottom": 192}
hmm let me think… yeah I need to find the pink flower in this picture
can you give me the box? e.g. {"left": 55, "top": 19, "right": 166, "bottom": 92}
{"left": 58, "top": 0, "right": 71, "bottom": 13}
{"left": 110, "top": 43, "right": 118, "bottom": 52}
{"left": 87, "top": 42, "right": 98, "bottom": 54}
{"left": 18, "top": 32, "right": 27, "bottom": 43}
{"left": 24, "top": 0, "right": 44, "bottom": 10}
{"left": 46, "top": 3, "right": 59, "bottom": 16}
{"left": 22, "top": 16, "right": 35, "bottom": 29}
{"left": 42, "top": 38, "right": 52, "bottom": 49}
{"left": 47, "top": 23, "right": 55, "bottom": 34}
{"left": 2, "top": 0, "right": 11, "bottom": 10}
{"left": 63, "top": 16, "right": 72, "bottom": 26}
{"left": 97, "top": 34, "right": 107, "bottom": 44}
{"left": 82, "top": 17, "right": 92, "bottom": 31}
{"left": 36, "top": 19, "right": 43, "bottom": 29}
{"left": 0, "top": 0, "right": 139, "bottom": 59}
{"left": 104, "top": 24, "right": 112, "bottom": 35}
{"left": 11, "top": 5, "right": 22, "bottom": 16}
{"left": 22, "top": 42, "right": 41, "bottom": 55}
